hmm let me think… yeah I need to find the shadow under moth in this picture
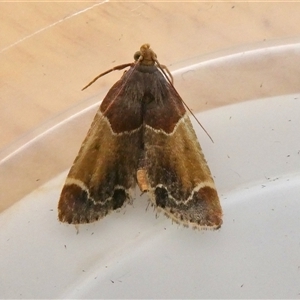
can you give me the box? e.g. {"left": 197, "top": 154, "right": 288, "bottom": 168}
{"left": 58, "top": 44, "right": 223, "bottom": 230}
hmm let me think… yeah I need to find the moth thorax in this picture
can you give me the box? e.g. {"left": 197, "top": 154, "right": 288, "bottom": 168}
{"left": 137, "top": 169, "right": 150, "bottom": 192}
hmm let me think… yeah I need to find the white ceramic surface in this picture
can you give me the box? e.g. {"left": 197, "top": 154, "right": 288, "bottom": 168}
{"left": 1, "top": 95, "right": 299, "bottom": 298}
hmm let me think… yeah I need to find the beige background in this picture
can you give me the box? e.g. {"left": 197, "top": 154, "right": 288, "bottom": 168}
{"left": 1, "top": 1, "right": 300, "bottom": 211}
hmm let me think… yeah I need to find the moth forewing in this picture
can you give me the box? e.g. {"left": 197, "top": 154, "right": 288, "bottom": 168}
{"left": 58, "top": 43, "right": 222, "bottom": 229}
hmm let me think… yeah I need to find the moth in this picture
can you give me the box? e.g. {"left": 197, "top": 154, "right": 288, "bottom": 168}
{"left": 58, "top": 44, "right": 223, "bottom": 229}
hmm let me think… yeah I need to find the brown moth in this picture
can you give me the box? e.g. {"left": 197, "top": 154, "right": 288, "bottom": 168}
{"left": 58, "top": 44, "right": 223, "bottom": 229}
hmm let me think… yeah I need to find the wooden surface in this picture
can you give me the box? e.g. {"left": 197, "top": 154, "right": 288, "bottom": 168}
{"left": 1, "top": 2, "right": 300, "bottom": 211}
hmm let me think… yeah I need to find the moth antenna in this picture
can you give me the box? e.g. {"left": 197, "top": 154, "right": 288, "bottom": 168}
{"left": 156, "top": 60, "right": 214, "bottom": 143}
{"left": 82, "top": 48, "right": 213, "bottom": 143}
{"left": 153, "top": 59, "right": 174, "bottom": 84}
{"left": 87, "top": 61, "right": 142, "bottom": 123}
{"left": 82, "top": 63, "right": 133, "bottom": 91}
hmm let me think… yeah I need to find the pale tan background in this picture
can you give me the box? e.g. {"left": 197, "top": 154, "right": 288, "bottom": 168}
{"left": 1, "top": 1, "right": 300, "bottom": 211}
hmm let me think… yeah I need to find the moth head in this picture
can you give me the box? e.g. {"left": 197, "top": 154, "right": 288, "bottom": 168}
{"left": 134, "top": 44, "right": 157, "bottom": 66}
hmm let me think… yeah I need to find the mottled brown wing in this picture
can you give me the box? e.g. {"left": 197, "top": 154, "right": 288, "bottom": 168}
{"left": 58, "top": 70, "right": 143, "bottom": 224}
{"left": 139, "top": 83, "right": 223, "bottom": 229}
